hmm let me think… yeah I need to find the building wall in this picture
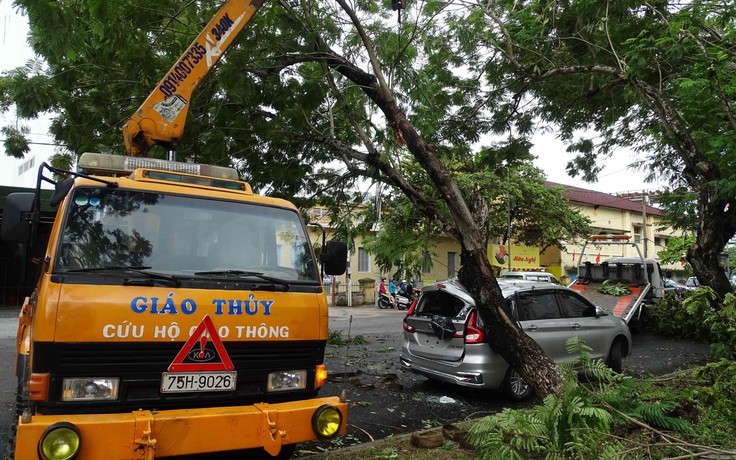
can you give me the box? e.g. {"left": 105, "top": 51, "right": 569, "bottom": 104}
{"left": 555, "top": 202, "right": 683, "bottom": 283}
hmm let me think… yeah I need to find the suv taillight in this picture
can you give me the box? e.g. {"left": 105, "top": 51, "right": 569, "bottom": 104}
{"left": 402, "top": 299, "right": 418, "bottom": 333}
{"left": 464, "top": 310, "right": 486, "bottom": 344}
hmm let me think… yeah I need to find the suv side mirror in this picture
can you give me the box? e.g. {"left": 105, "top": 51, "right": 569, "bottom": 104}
{"left": 1, "top": 193, "right": 35, "bottom": 243}
{"left": 320, "top": 241, "right": 348, "bottom": 276}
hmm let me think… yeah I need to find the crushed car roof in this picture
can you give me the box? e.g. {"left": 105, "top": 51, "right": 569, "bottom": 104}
{"left": 421, "top": 278, "right": 564, "bottom": 306}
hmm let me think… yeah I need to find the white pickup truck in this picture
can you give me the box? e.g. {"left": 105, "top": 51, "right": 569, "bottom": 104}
{"left": 569, "top": 235, "right": 665, "bottom": 329}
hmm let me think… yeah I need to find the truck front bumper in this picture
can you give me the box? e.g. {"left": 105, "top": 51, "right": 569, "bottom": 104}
{"left": 16, "top": 396, "right": 347, "bottom": 459}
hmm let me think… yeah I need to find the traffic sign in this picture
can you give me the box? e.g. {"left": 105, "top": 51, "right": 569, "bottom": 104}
{"left": 167, "top": 315, "right": 234, "bottom": 372}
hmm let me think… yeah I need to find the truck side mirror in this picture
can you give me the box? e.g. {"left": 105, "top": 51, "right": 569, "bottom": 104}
{"left": 49, "top": 177, "right": 74, "bottom": 207}
{"left": 321, "top": 241, "right": 348, "bottom": 276}
{"left": 1, "top": 192, "right": 35, "bottom": 243}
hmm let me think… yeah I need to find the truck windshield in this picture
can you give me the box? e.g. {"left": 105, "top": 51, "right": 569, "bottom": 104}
{"left": 55, "top": 187, "right": 318, "bottom": 282}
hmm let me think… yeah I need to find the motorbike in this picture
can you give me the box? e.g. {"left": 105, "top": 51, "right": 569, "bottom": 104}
{"left": 378, "top": 291, "right": 412, "bottom": 310}
{"left": 378, "top": 292, "right": 394, "bottom": 309}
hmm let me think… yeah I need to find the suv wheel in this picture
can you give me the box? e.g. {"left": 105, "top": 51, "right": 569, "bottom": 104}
{"left": 607, "top": 341, "right": 623, "bottom": 373}
{"left": 502, "top": 368, "right": 533, "bottom": 401}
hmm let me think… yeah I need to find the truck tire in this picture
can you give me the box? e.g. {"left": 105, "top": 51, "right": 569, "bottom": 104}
{"left": 250, "top": 444, "right": 296, "bottom": 459}
{"left": 271, "top": 444, "right": 296, "bottom": 459}
{"left": 10, "top": 353, "right": 30, "bottom": 459}
{"left": 502, "top": 368, "right": 533, "bottom": 401}
{"left": 15, "top": 353, "right": 29, "bottom": 417}
{"left": 607, "top": 341, "right": 623, "bottom": 373}
{"left": 628, "top": 306, "right": 650, "bottom": 333}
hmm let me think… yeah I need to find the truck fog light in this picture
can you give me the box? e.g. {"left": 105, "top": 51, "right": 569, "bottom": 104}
{"left": 267, "top": 370, "right": 307, "bottom": 392}
{"left": 38, "top": 422, "right": 81, "bottom": 460}
{"left": 62, "top": 378, "right": 119, "bottom": 401}
{"left": 312, "top": 405, "right": 342, "bottom": 439}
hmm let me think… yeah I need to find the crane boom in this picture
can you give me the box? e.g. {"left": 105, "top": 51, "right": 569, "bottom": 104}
{"left": 123, "top": 0, "right": 264, "bottom": 157}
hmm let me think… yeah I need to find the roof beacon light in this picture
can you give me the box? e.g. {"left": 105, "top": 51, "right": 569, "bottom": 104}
{"left": 589, "top": 234, "right": 631, "bottom": 241}
{"left": 78, "top": 152, "right": 239, "bottom": 181}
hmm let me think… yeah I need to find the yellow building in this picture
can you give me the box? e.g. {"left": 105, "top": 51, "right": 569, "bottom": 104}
{"left": 541, "top": 183, "right": 683, "bottom": 283}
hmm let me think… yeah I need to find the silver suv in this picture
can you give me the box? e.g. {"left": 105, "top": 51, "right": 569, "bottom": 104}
{"left": 400, "top": 279, "right": 632, "bottom": 400}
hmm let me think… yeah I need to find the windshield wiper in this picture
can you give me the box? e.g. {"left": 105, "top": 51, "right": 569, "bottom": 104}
{"left": 64, "top": 266, "right": 182, "bottom": 287}
{"left": 65, "top": 265, "right": 152, "bottom": 272}
{"left": 193, "top": 270, "right": 290, "bottom": 291}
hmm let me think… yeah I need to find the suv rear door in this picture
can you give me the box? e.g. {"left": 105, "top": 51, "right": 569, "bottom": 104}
{"left": 404, "top": 289, "right": 469, "bottom": 361}
{"left": 514, "top": 289, "right": 576, "bottom": 363}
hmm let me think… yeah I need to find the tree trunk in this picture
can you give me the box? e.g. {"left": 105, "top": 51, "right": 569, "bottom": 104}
{"left": 324, "top": 42, "right": 562, "bottom": 398}
{"left": 458, "top": 247, "right": 561, "bottom": 397}
{"left": 688, "top": 245, "right": 732, "bottom": 299}
{"left": 686, "top": 192, "right": 736, "bottom": 301}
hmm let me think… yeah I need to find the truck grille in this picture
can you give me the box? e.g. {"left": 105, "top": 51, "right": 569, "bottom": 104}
{"left": 32, "top": 341, "right": 325, "bottom": 414}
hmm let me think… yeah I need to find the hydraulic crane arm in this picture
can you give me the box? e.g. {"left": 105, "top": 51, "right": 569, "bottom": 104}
{"left": 123, "top": 0, "right": 264, "bottom": 157}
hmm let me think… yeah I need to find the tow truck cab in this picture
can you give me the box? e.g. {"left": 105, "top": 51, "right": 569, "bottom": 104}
{"left": 3, "top": 153, "right": 348, "bottom": 459}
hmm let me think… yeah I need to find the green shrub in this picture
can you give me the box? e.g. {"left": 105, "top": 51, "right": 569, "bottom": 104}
{"left": 650, "top": 286, "right": 736, "bottom": 359}
{"left": 467, "top": 337, "right": 692, "bottom": 459}
{"left": 649, "top": 291, "right": 701, "bottom": 338}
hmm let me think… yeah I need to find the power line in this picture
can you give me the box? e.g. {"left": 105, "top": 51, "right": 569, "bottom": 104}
{"left": 0, "top": 138, "right": 63, "bottom": 147}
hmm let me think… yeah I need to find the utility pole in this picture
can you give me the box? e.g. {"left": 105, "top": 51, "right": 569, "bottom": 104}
{"left": 642, "top": 190, "right": 648, "bottom": 258}
{"left": 374, "top": 182, "right": 382, "bottom": 306}
{"left": 507, "top": 166, "right": 512, "bottom": 272}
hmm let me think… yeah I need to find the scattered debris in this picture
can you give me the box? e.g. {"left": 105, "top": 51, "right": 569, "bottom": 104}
{"left": 410, "top": 428, "right": 445, "bottom": 448}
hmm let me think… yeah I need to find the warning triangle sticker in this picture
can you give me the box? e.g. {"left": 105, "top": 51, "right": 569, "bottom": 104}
{"left": 168, "top": 315, "right": 234, "bottom": 372}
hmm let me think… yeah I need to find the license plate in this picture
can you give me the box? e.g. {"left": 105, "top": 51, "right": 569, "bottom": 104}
{"left": 161, "top": 371, "right": 237, "bottom": 393}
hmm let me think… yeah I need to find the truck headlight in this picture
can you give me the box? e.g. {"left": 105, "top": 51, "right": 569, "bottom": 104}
{"left": 312, "top": 405, "right": 342, "bottom": 439}
{"left": 38, "top": 422, "right": 81, "bottom": 460}
{"left": 267, "top": 370, "right": 306, "bottom": 392}
{"left": 62, "top": 378, "right": 119, "bottom": 401}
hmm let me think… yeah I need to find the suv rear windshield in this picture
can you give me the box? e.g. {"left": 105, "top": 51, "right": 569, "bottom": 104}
{"left": 415, "top": 290, "right": 466, "bottom": 317}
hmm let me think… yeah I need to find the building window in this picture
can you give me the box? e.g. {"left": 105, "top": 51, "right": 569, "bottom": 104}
{"left": 448, "top": 252, "right": 457, "bottom": 278}
{"left": 633, "top": 225, "right": 642, "bottom": 243}
{"left": 18, "top": 156, "right": 35, "bottom": 175}
{"left": 358, "top": 247, "right": 370, "bottom": 272}
{"left": 422, "top": 252, "right": 432, "bottom": 274}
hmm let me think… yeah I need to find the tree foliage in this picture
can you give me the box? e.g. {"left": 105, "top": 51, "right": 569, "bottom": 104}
{"left": 1, "top": 0, "right": 635, "bottom": 397}
{"left": 455, "top": 0, "right": 736, "bottom": 298}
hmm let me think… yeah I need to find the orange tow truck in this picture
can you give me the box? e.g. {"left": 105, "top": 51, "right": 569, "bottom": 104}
{"left": 2, "top": 1, "right": 349, "bottom": 458}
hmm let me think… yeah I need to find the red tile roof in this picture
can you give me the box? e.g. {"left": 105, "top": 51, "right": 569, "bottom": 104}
{"left": 546, "top": 182, "right": 663, "bottom": 216}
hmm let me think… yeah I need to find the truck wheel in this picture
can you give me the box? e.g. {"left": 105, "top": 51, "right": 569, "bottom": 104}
{"left": 248, "top": 444, "right": 296, "bottom": 459}
{"left": 15, "top": 354, "right": 29, "bottom": 417}
{"left": 607, "top": 341, "right": 623, "bottom": 373}
{"left": 269, "top": 444, "right": 296, "bottom": 459}
{"left": 10, "top": 354, "right": 30, "bottom": 459}
{"left": 502, "top": 368, "right": 533, "bottom": 401}
{"left": 628, "top": 307, "right": 650, "bottom": 333}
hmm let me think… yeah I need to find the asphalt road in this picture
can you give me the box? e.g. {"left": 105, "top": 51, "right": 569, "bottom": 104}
{"left": 0, "top": 307, "right": 18, "bottom": 460}
{"left": 328, "top": 303, "right": 407, "bottom": 336}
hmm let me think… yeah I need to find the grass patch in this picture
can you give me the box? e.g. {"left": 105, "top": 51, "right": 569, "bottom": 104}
{"left": 308, "top": 432, "right": 475, "bottom": 460}
{"left": 327, "top": 330, "right": 370, "bottom": 346}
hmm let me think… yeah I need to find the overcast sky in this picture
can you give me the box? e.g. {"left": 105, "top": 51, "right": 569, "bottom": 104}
{"left": 0, "top": 3, "right": 659, "bottom": 193}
